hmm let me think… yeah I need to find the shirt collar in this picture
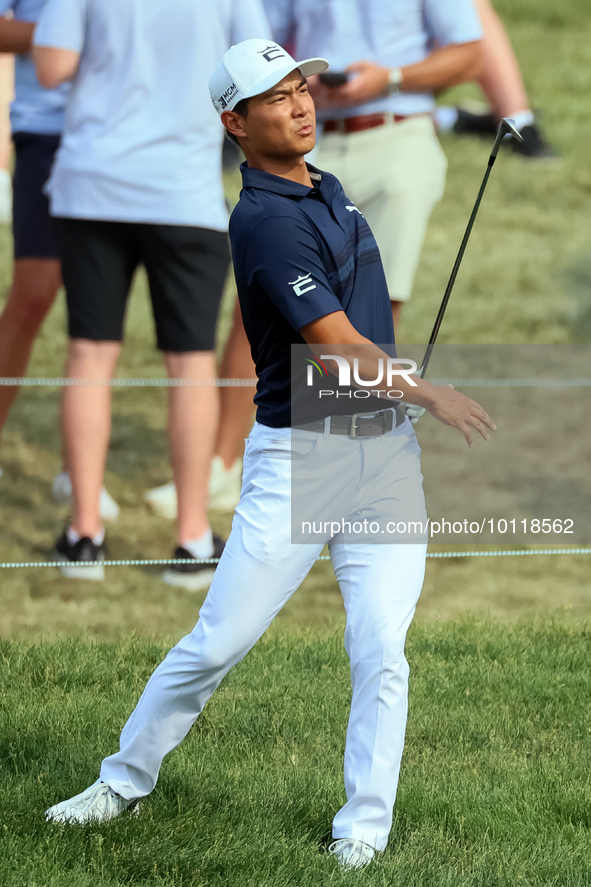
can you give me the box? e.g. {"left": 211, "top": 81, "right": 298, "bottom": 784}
{"left": 240, "top": 161, "right": 327, "bottom": 199}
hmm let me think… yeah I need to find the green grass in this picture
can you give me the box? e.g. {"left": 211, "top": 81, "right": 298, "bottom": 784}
{"left": 1, "top": 620, "right": 591, "bottom": 886}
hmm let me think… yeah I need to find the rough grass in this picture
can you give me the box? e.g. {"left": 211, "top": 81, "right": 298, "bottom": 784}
{"left": 1, "top": 0, "right": 591, "bottom": 637}
{"left": 1, "top": 620, "right": 591, "bottom": 886}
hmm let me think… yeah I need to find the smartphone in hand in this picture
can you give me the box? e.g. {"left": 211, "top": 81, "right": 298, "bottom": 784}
{"left": 318, "top": 72, "right": 349, "bottom": 88}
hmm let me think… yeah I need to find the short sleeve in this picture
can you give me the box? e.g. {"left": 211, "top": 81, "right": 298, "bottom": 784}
{"left": 423, "top": 0, "right": 483, "bottom": 46}
{"left": 33, "top": 0, "right": 86, "bottom": 52}
{"left": 244, "top": 215, "right": 344, "bottom": 332}
{"left": 231, "top": 0, "right": 272, "bottom": 43}
{"left": 262, "top": 0, "right": 296, "bottom": 47}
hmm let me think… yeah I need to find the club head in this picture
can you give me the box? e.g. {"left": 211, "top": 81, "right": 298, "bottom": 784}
{"left": 490, "top": 117, "right": 524, "bottom": 160}
{"left": 500, "top": 117, "right": 524, "bottom": 142}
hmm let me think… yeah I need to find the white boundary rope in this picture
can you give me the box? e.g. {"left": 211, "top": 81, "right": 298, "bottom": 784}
{"left": 1, "top": 375, "right": 588, "bottom": 569}
{"left": 431, "top": 378, "right": 591, "bottom": 388}
{"left": 0, "top": 377, "right": 590, "bottom": 388}
{"left": 1, "top": 549, "right": 590, "bottom": 568}
{"left": 0, "top": 377, "right": 256, "bottom": 387}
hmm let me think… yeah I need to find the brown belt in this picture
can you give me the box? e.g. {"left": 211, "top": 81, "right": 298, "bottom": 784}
{"left": 323, "top": 113, "right": 417, "bottom": 134}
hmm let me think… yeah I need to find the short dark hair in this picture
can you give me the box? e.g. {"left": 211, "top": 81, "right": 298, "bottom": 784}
{"left": 225, "top": 97, "right": 250, "bottom": 147}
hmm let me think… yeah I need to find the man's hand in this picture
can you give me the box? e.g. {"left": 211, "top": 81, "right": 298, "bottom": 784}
{"left": 309, "top": 62, "right": 390, "bottom": 111}
{"left": 307, "top": 42, "right": 482, "bottom": 113}
{"left": 427, "top": 384, "right": 496, "bottom": 448}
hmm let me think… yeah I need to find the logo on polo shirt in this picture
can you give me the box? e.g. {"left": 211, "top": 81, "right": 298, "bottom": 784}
{"left": 218, "top": 82, "right": 239, "bottom": 110}
{"left": 289, "top": 273, "right": 316, "bottom": 297}
{"left": 257, "top": 44, "right": 286, "bottom": 63}
{"left": 346, "top": 204, "right": 363, "bottom": 216}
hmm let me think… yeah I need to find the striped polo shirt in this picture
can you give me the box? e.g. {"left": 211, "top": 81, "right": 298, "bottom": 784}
{"left": 230, "top": 162, "right": 395, "bottom": 428}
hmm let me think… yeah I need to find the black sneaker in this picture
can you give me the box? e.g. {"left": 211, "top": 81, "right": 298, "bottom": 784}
{"left": 510, "top": 123, "right": 561, "bottom": 162}
{"left": 452, "top": 107, "right": 497, "bottom": 137}
{"left": 162, "top": 534, "right": 225, "bottom": 591}
{"left": 53, "top": 530, "right": 106, "bottom": 581}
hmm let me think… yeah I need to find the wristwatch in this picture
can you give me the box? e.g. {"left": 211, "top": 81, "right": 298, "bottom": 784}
{"left": 386, "top": 67, "right": 403, "bottom": 96}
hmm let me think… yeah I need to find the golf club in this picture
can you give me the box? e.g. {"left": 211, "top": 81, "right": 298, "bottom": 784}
{"left": 418, "top": 117, "right": 523, "bottom": 379}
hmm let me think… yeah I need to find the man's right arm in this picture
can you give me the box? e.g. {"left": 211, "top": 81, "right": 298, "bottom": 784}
{"left": 0, "top": 16, "right": 35, "bottom": 54}
{"left": 243, "top": 213, "right": 495, "bottom": 445}
{"left": 301, "top": 310, "right": 496, "bottom": 449}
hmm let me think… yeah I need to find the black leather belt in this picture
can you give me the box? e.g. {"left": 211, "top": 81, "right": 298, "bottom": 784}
{"left": 294, "top": 408, "right": 404, "bottom": 438}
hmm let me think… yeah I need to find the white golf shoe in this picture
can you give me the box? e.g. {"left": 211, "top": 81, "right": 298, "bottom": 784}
{"left": 52, "top": 472, "right": 120, "bottom": 523}
{"left": 328, "top": 839, "right": 376, "bottom": 871}
{"left": 144, "top": 456, "right": 243, "bottom": 519}
{"left": 45, "top": 779, "right": 139, "bottom": 825}
{"left": 208, "top": 455, "right": 243, "bottom": 510}
{"left": 143, "top": 479, "right": 176, "bottom": 519}
{"left": 0, "top": 169, "right": 12, "bottom": 224}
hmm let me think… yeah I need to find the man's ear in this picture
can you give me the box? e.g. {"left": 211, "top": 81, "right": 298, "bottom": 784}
{"left": 221, "top": 110, "right": 247, "bottom": 142}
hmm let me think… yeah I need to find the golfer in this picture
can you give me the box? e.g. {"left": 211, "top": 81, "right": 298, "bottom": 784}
{"left": 45, "top": 40, "right": 496, "bottom": 871}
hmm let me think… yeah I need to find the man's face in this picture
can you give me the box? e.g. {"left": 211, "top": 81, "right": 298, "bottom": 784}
{"left": 229, "top": 71, "right": 316, "bottom": 160}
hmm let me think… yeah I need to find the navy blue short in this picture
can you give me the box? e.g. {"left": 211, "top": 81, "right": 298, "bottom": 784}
{"left": 54, "top": 217, "right": 230, "bottom": 352}
{"left": 12, "top": 131, "right": 61, "bottom": 260}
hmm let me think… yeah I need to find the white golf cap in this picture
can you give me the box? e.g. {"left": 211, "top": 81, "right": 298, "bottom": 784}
{"left": 209, "top": 38, "right": 328, "bottom": 116}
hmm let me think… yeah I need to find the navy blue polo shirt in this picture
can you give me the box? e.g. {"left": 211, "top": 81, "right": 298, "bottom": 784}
{"left": 229, "top": 162, "right": 395, "bottom": 428}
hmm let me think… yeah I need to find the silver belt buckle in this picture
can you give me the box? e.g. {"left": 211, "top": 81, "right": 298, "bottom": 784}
{"left": 350, "top": 411, "right": 379, "bottom": 439}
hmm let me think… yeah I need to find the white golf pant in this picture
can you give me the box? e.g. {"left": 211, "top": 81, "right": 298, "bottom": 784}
{"left": 101, "top": 418, "right": 427, "bottom": 851}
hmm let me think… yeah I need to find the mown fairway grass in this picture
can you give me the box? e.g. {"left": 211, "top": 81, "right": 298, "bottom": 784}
{"left": 1, "top": 620, "right": 591, "bottom": 886}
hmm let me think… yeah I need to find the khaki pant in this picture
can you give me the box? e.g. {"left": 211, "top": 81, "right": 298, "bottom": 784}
{"left": 317, "top": 115, "right": 447, "bottom": 302}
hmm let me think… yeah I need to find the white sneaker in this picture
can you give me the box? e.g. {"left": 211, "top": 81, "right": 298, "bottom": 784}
{"left": 0, "top": 169, "right": 12, "bottom": 225}
{"left": 52, "top": 471, "right": 120, "bottom": 522}
{"left": 328, "top": 839, "right": 376, "bottom": 871}
{"left": 144, "top": 479, "right": 177, "bottom": 519}
{"left": 45, "top": 779, "right": 140, "bottom": 825}
{"left": 208, "top": 455, "right": 242, "bottom": 510}
{"left": 144, "top": 456, "right": 243, "bottom": 519}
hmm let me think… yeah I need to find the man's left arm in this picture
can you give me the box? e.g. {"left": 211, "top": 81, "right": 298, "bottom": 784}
{"left": 32, "top": 0, "right": 85, "bottom": 89}
{"left": 314, "top": 0, "right": 483, "bottom": 109}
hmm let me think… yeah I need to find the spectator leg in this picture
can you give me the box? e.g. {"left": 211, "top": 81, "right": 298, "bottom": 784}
{"left": 214, "top": 298, "right": 256, "bottom": 469}
{"left": 390, "top": 300, "right": 403, "bottom": 337}
{"left": 62, "top": 338, "right": 120, "bottom": 537}
{"left": 474, "top": 0, "right": 530, "bottom": 119}
{"left": 0, "top": 258, "right": 62, "bottom": 439}
{"left": 164, "top": 350, "right": 218, "bottom": 543}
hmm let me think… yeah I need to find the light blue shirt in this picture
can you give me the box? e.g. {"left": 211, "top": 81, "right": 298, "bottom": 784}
{"left": 33, "top": 0, "right": 271, "bottom": 228}
{"left": 263, "top": 0, "right": 483, "bottom": 118}
{"left": 0, "top": 0, "right": 68, "bottom": 134}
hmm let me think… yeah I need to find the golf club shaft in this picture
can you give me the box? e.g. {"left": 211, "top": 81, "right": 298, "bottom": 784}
{"left": 417, "top": 118, "right": 519, "bottom": 380}
{"left": 419, "top": 161, "right": 493, "bottom": 378}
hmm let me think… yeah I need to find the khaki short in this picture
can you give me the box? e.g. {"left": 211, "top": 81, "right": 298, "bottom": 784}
{"left": 317, "top": 115, "right": 447, "bottom": 302}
